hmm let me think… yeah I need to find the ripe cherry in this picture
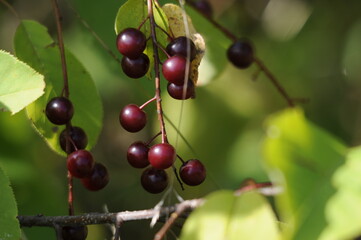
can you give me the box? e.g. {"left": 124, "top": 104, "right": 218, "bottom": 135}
{"left": 61, "top": 225, "right": 88, "bottom": 240}
{"left": 67, "top": 150, "right": 95, "bottom": 178}
{"left": 45, "top": 97, "right": 74, "bottom": 125}
{"left": 162, "top": 56, "right": 189, "bottom": 86}
{"left": 148, "top": 143, "right": 176, "bottom": 169}
{"left": 127, "top": 141, "right": 150, "bottom": 168}
{"left": 227, "top": 39, "right": 254, "bottom": 69}
{"left": 166, "top": 36, "right": 196, "bottom": 61}
{"left": 121, "top": 54, "right": 149, "bottom": 79}
{"left": 119, "top": 104, "right": 147, "bottom": 132}
{"left": 81, "top": 163, "right": 109, "bottom": 191}
{"left": 179, "top": 159, "right": 206, "bottom": 186}
{"left": 167, "top": 81, "right": 195, "bottom": 100}
{"left": 116, "top": 28, "right": 146, "bottom": 59}
{"left": 141, "top": 167, "right": 168, "bottom": 194}
{"left": 59, "top": 126, "right": 88, "bottom": 154}
{"left": 193, "top": 0, "right": 213, "bottom": 18}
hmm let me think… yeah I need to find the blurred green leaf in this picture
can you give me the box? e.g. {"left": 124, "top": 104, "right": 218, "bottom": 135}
{"left": 14, "top": 20, "right": 102, "bottom": 155}
{"left": 0, "top": 50, "right": 45, "bottom": 114}
{"left": 263, "top": 108, "right": 346, "bottom": 240}
{"left": 180, "top": 190, "right": 280, "bottom": 240}
{"left": 0, "top": 165, "right": 20, "bottom": 240}
{"left": 320, "top": 146, "right": 361, "bottom": 240}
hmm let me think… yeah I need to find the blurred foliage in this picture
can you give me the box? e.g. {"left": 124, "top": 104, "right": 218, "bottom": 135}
{"left": 1, "top": 0, "right": 361, "bottom": 239}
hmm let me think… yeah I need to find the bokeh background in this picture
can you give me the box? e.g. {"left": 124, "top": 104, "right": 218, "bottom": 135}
{"left": 1, "top": 0, "right": 361, "bottom": 239}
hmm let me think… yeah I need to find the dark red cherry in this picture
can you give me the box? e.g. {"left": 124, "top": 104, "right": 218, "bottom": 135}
{"left": 162, "top": 56, "right": 189, "bottom": 86}
{"left": 121, "top": 54, "right": 149, "bottom": 79}
{"left": 59, "top": 126, "right": 88, "bottom": 154}
{"left": 227, "top": 39, "right": 254, "bottom": 69}
{"left": 179, "top": 159, "right": 206, "bottom": 186}
{"left": 116, "top": 28, "right": 146, "bottom": 59}
{"left": 119, "top": 104, "right": 147, "bottom": 132}
{"left": 67, "top": 150, "right": 95, "bottom": 178}
{"left": 81, "top": 163, "right": 109, "bottom": 191}
{"left": 127, "top": 141, "right": 150, "bottom": 168}
{"left": 61, "top": 225, "right": 88, "bottom": 240}
{"left": 166, "top": 37, "right": 196, "bottom": 61}
{"left": 148, "top": 143, "right": 176, "bottom": 169}
{"left": 141, "top": 167, "right": 168, "bottom": 194}
{"left": 167, "top": 81, "right": 195, "bottom": 100}
{"left": 45, "top": 97, "right": 74, "bottom": 125}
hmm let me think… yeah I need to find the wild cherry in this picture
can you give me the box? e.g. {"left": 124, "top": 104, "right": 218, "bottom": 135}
{"left": 45, "top": 97, "right": 74, "bottom": 125}
{"left": 179, "top": 159, "right": 206, "bottom": 186}
{"left": 166, "top": 37, "right": 196, "bottom": 61}
{"left": 67, "top": 150, "right": 95, "bottom": 178}
{"left": 227, "top": 39, "right": 254, "bottom": 69}
{"left": 127, "top": 141, "right": 150, "bottom": 168}
{"left": 148, "top": 143, "right": 176, "bottom": 169}
{"left": 61, "top": 225, "right": 88, "bottom": 240}
{"left": 81, "top": 162, "right": 109, "bottom": 191}
{"left": 119, "top": 104, "right": 147, "bottom": 132}
{"left": 167, "top": 81, "right": 195, "bottom": 100}
{"left": 121, "top": 54, "right": 149, "bottom": 79}
{"left": 59, "top": 126, "right": 88, "bottom": 154}
{"left": 116, "top": 28, "right": 146, "bottom": 59}
{"left": 193, "top": 0, "right": 213, "bottom": 18}
{"left": 162, "top": 56, "right": 189, "bottom": 86}
{"left": 141, "top": 167, "right": 168, "bottom": 194}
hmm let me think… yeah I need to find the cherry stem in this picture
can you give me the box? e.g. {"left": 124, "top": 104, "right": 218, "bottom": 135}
{"left": 51, "top": 0, "right": 70, "bottom": 98}
{"left": 157, "top": 43, "right": 170, "bottom": 59}
{"left": 138, "top": 16, "right": 150, "bottom": 30}
{"left": 139, "top": 96, "right": 157, "bottom": 110}
{"left": 67, "top": 171, "right": 74, "bottom": 216}
{"left": 146, "top": 131, "right": 162, "bottom": 146}
{"left": 172, "top": 166, "right": 185, "bottom": 191}
{"left": 0, "top": 0, "right": 20, "bottom": 18}
{"left": 253, "top": 57, "right": 294, "bottom": 107}
{"left": 155, "top": 23, "right": 174, "bottom": 40}
{"left": 147, "top": 0, "right": 168, "bottom": 144}
{"left": 176, "top": 154, "right": 185, "bottom": 164}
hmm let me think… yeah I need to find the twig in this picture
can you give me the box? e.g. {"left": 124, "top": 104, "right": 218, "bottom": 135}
{"left": 147, "top": 0, "right": 169, "bottom": 143}
{"left": 172, "top": 166, "right": 185, "bottom": 191}
{"left": 18, "top": 199, "right": 204, "bottom": 228}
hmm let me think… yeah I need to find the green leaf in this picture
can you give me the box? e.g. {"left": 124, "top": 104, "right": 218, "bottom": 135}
{"left": 0, "top": 50, "right": 45, "bottom": 114}
{"left": 263, "top": 108, "right": 346, "bottom": 240}
{"left": 180, "top": 190, "right": 280, "bottom": 240}
{"left": 0, "top": 165, "right": 20, "bottom": 240}
{"left": 14, "top": 20, "right": 103, "bottom": 155}
{"left": 320, "top": 146, "right": 361, "bottom": 240}
{"left": 114, "top": 0, "right": 169, "bottom": 77}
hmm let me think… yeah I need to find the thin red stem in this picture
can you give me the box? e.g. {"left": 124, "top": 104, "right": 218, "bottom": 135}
{"left": 146, "top": 131, "right": 162, "bottom": 146}
{"left": 138, "top": 16, "right": 149, "bottom": 30}
{"left": 176, "top": 154, "right": 185, "bottom": 164}
{"left": 139, "top": 96, "right": 157, "bottom": 110}
{"left": 67, "top": 171, "right": 74, "bottom": 216}
{"left": 147, "top": 0, "right": 168, "bottom": 143}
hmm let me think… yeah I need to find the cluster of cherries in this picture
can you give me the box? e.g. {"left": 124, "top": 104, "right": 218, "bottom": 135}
{"left": 116, "top": 27, "right": 206, "bottom": 194}
{"left": 45, "top": 96, "right": 109, "bottom": 239}
{"left": 117, "top": 27, "right": 196, "bottom": 100}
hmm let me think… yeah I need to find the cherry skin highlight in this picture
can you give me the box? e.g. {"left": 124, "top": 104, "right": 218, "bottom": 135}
{"left": 119, "top": 104, "right": 147, "bottom": 132}
{"left": 141, "top": 167, "right": 168, "bottom": 194}
{"left": 148, "top": 143, "right": 176, "bottom": 169}
{"left": 179, "top": 159, "right": 206, "bottom": 186}
{"left": 127, "top": 141, "right": 150, "bottom": 168}
{"left": 67, "top": 150, "right": 95, "bottom": 178}
{"left": 45, "top": 97, "right": 74, "bottom": 125}
{"left": 116, "top": 28, "right": 146, "bottom": 59}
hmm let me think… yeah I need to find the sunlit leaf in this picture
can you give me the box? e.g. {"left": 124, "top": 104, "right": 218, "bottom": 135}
{"left": 263, "top": 108, "right": 346, "bottom": 240}
{"left": 180, "top": 190, "right": 280, "bottom": 240}
{"left": 0, "top": 165, "right": 20, "bottom": 240}
{"left": 14, "top": 20, "right": 103, "bottom": 155}
{"left": 0, "top": 50, "right": 45, "bottom": 114}
{"left": 320, "top": 146, "right": 361, "bottom": 240}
